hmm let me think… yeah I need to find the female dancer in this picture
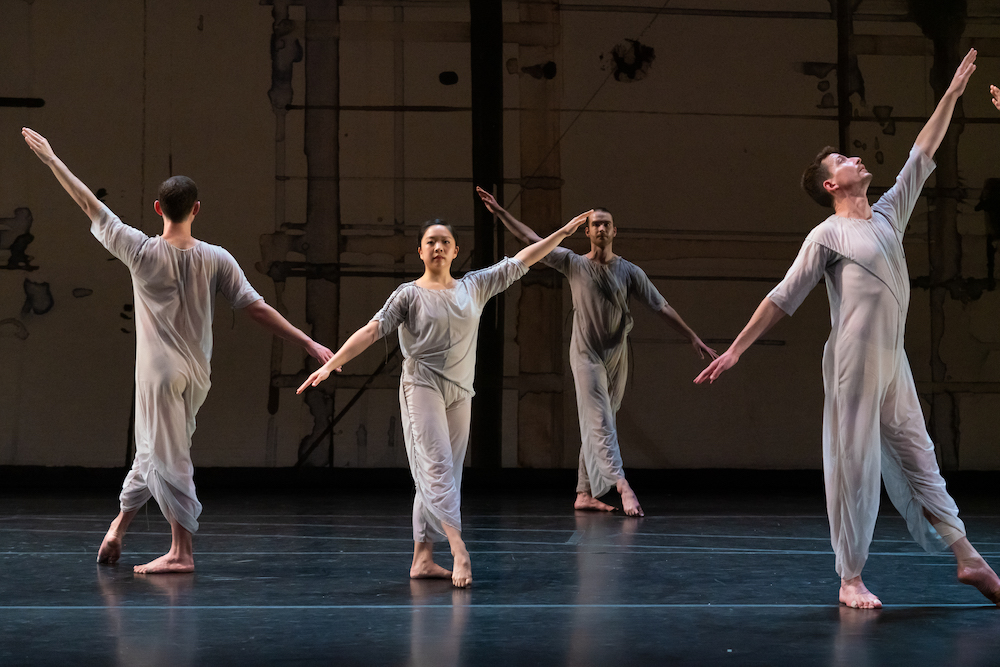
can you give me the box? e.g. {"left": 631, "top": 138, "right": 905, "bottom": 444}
{"left": 298, "top": 209, "right": 593, "bottom": 587}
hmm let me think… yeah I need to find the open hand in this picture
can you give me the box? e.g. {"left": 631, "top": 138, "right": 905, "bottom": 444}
{"left": 947, "top": 48, "right": 977, "bottom": 98}
{"left": 693, "top": 350, "right": 738, "bottom": 385}
{"left": 691, "top": 338, "right": 718, "bottom": 360}
{"left": 297, "top": 366, "right": 334, "bottom": 394}
{"left": 991, "top": 85, "right": 1000, "bottom": 111}
{"left": 309, "top": 342, "right": 335, "bottom": 365}
{"left": 476, "top": 186, "right": 500, "bottom": 213}
{"left": 561, "top": 209, "right": 595, "bottom": 236}
{"left": 22, "top": 127, "right": 56, "bottom": 164}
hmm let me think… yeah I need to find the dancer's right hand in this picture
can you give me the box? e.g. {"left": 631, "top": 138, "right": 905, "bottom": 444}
{"left": 22, "top": 127, "right": 56, "bottom": 164}
{"left": 693, "top": 350, "right": 739, "bottom": 385}
{"left": 991, "top": 85, "right": 1000, "bottom": 111}
{"left": 297, "top": 367, "right": 331, "bottom": 394}
{"left": 476, "top": 186, "right": 500, "bottom": 213}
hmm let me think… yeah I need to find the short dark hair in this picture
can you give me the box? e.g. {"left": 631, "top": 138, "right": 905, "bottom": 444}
{"left": 801, "top": 147, "right": 836, "bottom": 208}
{"left": 158, "top": 176, "right": 199, "bottom": 222}
{"left": 418, "top": 218, "right": 456, "bottom": 244}
{"left": 589, "top": 207, "right": 614, "bottom": 226}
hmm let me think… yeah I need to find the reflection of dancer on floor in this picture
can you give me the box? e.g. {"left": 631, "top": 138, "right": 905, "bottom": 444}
{"left": 299, "top": 210, "right": 593, "bottom": 587}
{"left": 23, "top": 128, "right": 332, "bottom": 573}
{"left": 299, "top": 211, "right": 593, "bottom": 587}
{"left": 696, "top": 49, "right": 1000, "bottom": 609}
{"left": 477, "top": 188, "right": 716, "bottom": 517}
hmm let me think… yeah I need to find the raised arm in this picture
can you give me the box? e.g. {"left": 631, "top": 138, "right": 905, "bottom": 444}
{"left": 476, "top": 186, "right": 543, "bottom": 245}
{"left": 244, "top": 300, "right": 333, "bottom": 364}
{"left": 514, "top": 209, "right": 593, "bottom": 267}
{"left": 693, "top": 297, "right": 785, "bottom": 384}
{"left": 657, "top": 304, "right": 718, "bottom": 360}
{"left": 914, "top": 48, "right": 976, "bottom": 159}
{"left": 296, "top": 320, "right": 381, "bottom": 393}
{"left": 22, "top": 128, "right": 103, "bottom": 219}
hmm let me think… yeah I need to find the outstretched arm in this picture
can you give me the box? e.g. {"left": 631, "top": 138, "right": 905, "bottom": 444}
{"left": 22, "top": 128, "right": 103, "bottom": 219}
{"left": 514, "top": 209, "right": 593, "bottom": 267}
{"left": 914, "top": 48, "right": 977, "bottom": 159}
{"left": 476, "top": 186, "right": 543, "bottom": 245}
{"left": 693, "top": 297, "right": 785, "bottom": 384}
{"left": 657, "top": 304, "right": 718, "bottom": 360}
{"left": 244, "top": 300, "right": 334, "bottom": 364}
{"left": 296, "top": 320, "right": 381, "bottom": 393}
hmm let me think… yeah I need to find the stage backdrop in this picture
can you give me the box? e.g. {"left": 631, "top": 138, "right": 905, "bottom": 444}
{"left": 2, "top": 0, "right": 1000, "bottom": 471}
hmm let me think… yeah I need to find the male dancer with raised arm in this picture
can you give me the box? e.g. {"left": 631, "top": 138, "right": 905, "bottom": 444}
{"left": 477, "top": 189, "right": 716, "bottom": 516}
{"left": 22, "top": 128, "right": 333, "bottom": 574}
{"left": 695, "top": 50, "right": 1000, "bottom": 608}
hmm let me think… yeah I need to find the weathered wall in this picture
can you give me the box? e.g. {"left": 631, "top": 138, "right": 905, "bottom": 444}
{"left": 2, "top": 0, "right": 1000, "bottom": 471}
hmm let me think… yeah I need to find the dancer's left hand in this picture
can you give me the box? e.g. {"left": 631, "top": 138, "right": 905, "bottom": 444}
{"left": 946, "top": 48, "right": 977, "bottom": 98}
{"left": 309, "top": 342, "right": 335, "bottom": 365}
{"left": 561, "top": 209, "right": 595, "bottom": 237}
{"left": 691, "top": 338, "right": 718, "bottom": 360}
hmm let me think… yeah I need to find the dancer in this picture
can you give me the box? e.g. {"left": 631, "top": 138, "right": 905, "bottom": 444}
{"left": 695, "top": 49, "right": 1000, "bottom": 608}
{"left": 477, "top": 188, "right": 716, "bottom": 517}
{"left": 22, "top": 128, "right": 333, "bottom": 573}
{"left": 298, "top": 210, "right": 594, "bottom": 587}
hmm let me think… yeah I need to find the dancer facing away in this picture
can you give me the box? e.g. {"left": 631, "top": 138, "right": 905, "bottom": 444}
{"left": 298, "top": 210, "right": 594, "bottom": 587}
{"left": 476, "top": 188, "right": 716, "bottom": 517}
{"left": 695, "top": 49, "right": 1000, "bottom": 609}
{"left": 22, "top": 128, "right": 333, "bottom": 574}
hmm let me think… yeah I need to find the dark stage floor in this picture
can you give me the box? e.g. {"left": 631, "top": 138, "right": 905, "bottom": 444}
{"left": 1, "top": 481, "right": 999, "bottom": 666}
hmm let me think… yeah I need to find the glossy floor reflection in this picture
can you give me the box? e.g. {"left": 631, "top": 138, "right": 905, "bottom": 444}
{"left": 1, "top": 488, "right": 998, "bottom": 666}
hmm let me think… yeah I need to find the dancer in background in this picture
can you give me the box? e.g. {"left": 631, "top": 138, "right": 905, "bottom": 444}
{"left": 299, "top": 210, "right": 593, "bottom": 587}
{"left": 477, "top": 188, "right": 716, "bottom": 517}
{"left": 695, "top": 50, "right": 1000, "bottom": 608}
{"left": 23, "top": 127, "right": 332, "bottom": 573}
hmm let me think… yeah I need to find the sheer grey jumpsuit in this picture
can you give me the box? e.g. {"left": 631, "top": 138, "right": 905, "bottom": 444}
{"left": 542, "top": 248, "right": 667, "bottom": 500}
{"left": 373, "top": 258, "right": 527, "bottom": 542}
{"left": 768, "top": 146, "right": 965, "bottom": 579}
{"left": 91, "top": 205, "right": 262, "bottom": 533}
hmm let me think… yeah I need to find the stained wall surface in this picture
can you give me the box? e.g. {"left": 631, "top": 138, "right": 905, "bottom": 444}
{"left": 2, "top": 0, "right": 1000, "bottom": 471}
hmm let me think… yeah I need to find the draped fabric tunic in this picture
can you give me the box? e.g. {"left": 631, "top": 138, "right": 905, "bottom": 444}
{"left": 541, "top": 248, "right": 667, "bottom": 499}
{"left": 767, "top": 146, "right": 964, "bottom": 578}
{"left": 91, "top": 205, "right": 262, "bottom": 533}
{"left": 374, "top": 257, "right": 527, "bottom": 541}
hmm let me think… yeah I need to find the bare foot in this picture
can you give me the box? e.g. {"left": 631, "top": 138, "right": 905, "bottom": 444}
{"left": 410, "top": 557, "right": 452, "bottom": 580}
{"left": 451, "top": 547, "right": 473, "bottom": 588}
{"left": 574, "top": 492, "right": 615, "bottom": 512}
{"left": 97, "top": 510, "right": 137, "bottom": 564}
{"left": 617, "top": 480, "right": 644, "bottom": 517}
{"left": 97, "top": 529, "right": 122, "bottom": 564}
{"left": 133, "top": 553, "right": 194, "bottom": 574}
{"left": 957, "top": 556, "right": 1000, "bottom": 605}
{"left": 839, "top": 576, "right": 882, "bottom": 609}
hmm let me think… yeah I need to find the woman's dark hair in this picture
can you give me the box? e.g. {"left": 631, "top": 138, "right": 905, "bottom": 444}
{"left": 418, "top": 218, "right": 457, "bottom": 244}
